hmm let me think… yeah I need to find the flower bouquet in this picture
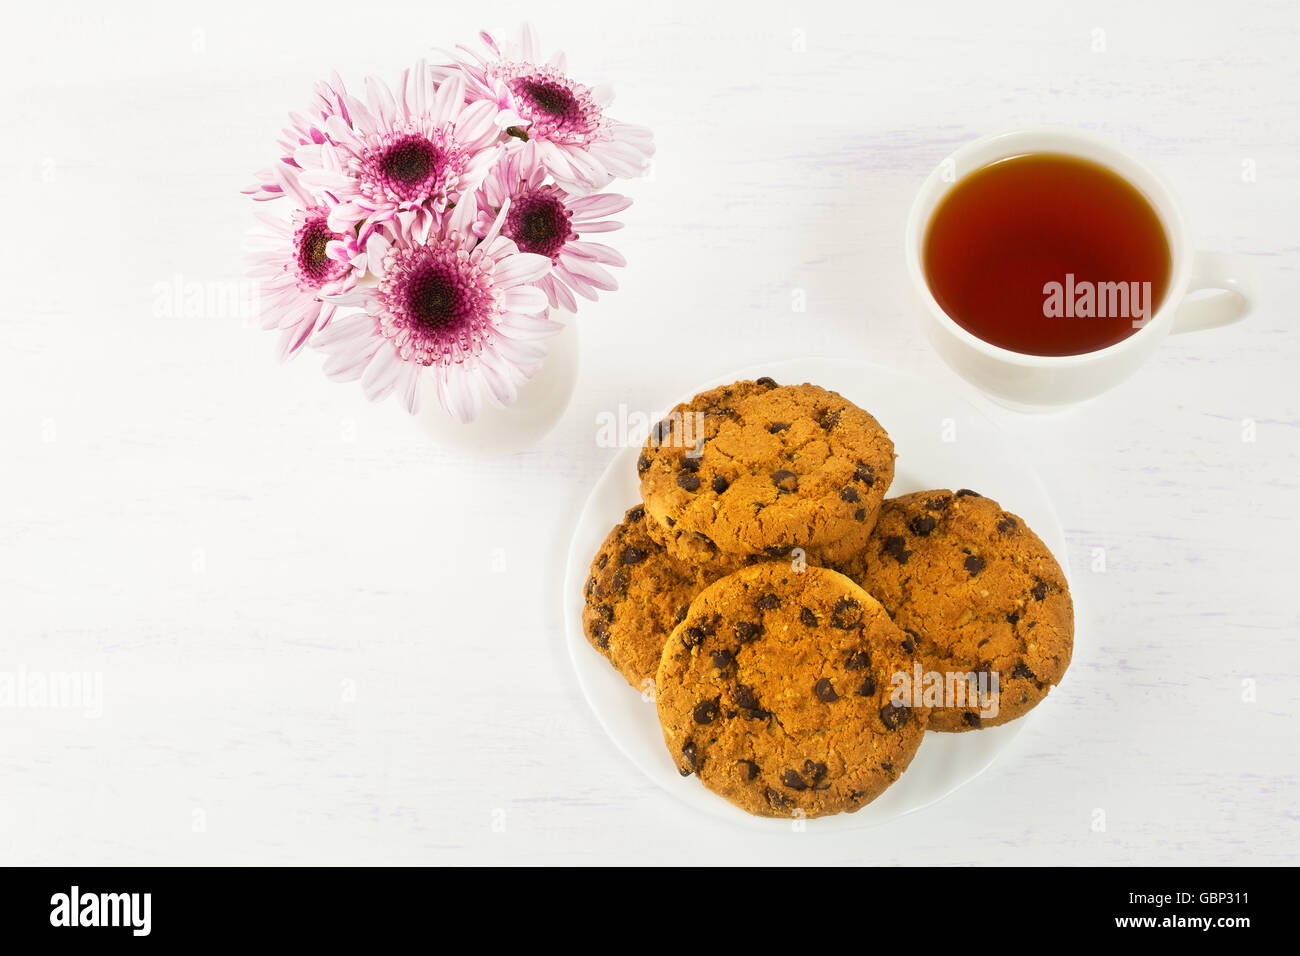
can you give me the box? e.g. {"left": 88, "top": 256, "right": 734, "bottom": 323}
{"left": 245, "top": 26, "right": 653, "bottom": 422}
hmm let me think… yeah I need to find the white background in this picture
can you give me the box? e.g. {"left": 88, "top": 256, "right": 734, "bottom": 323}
{"left": 1, "top": 0, "right": 1297, "bottom": 865}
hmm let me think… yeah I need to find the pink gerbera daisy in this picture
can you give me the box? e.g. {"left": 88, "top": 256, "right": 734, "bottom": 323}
{"left": 295, "top": 64, "right": 505, "bottom": 239}
{"left": 245, "top": 167, "right": 364, "bottom": 359}
{"left": 243, "top": 72, "right": 352, "bottom": 202}
{"left": 313, "top": 202, "right": 558, "bottom": 421}
{"left": 435, "top": 26, "right": 654, "bottom": 190}
{"left": 470, "top": 143, "right": 630, "bottom": 312}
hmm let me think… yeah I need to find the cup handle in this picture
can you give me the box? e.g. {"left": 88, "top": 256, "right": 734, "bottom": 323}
{"left": 1170, "top": 251, "right": 1258, "bottom": 335}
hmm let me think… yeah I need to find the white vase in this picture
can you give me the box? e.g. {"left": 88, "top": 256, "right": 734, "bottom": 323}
{"left": 413, "top": 315, "right": 580, "bottom": 454}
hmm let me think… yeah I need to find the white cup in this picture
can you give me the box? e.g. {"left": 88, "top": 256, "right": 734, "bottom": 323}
{"left": 904, "top": 127, "right": 1257, "bottom": 411}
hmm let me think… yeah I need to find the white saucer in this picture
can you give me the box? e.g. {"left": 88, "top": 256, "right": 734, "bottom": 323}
{"left": 563, "top": 358, "right": 1070, "bottom": 830}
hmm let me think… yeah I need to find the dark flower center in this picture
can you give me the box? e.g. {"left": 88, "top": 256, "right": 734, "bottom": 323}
{"left": 405, "top": 264, "right": 469, "bottom": 332}
{"left": 296, "top": 217, "right": 338, "bottom": 286}
{"left": 516, "top": 78, "right": 579, "bottom": 120}
{"left": 379, "top": 135, "right": 443, "bottom": 189}
{"left": 503, "top": 192, "right": 573, "bottom": 260}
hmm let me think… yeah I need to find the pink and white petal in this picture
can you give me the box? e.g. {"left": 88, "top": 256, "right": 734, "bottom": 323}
{"left": 322, "top": 341, "right": 380, "bottom": 382}
{"left": 360, "top": 343, "right": 404, "bottom": 401}
{"left": 567, "top": 192, "right": 633, "bottom": 219}
{"left": 559, "top": 256, "right": 618, "bottom": 291}
{"left": 399, "top": 363, "right": 423, "bottom": 414}
{"left": 499, "top": 285, "right": 550, "bottom": 314}
{"left": 454, "top": 98, "right": 504, "bottom": 147}
{"left": 313, "top": 311, "right": 378, "bottom": 348}
{"left": 431, "top": 73, "right": 466, "bottom": 126}
{"left": 546, "top": 274, "right": 578, "bottom": 313}
{"left": 495, "top": 310, "right": 564, "bottom": 339}
{"left": 436, "top": 363, "right": 482, "bottom": 423}
{"left": 492, "top": 336, "right": 548, "bottom": 379}
{"left": 554, "top": 265, "right": 600, "bottom": 300}
{"left": 492, "top": 252, "right": 553, "bottom": 289}
{"left": 320, "top": 289, "right": 370, "bottom": 308}
{"left": 570, "top": 219, "right": 624, "bottom": 234}
{"left": 475, "top": 351, "right": 518, "bottom": 408}
{"left": 563, "top": 241, "right": 626, "bottom": 266}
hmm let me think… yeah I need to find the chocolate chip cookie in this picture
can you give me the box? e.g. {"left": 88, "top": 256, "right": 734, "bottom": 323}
{"left": 843, "top": 490, "right": 1074, "bottom": 732}
{"left": 637, "top": 379, "right": 895, "bottom": 571}
{"left": 582, "top": 505, "right": 719, "bottom": 690}
{"left": 656, "top": 563, "right": 929, "bottom": 818}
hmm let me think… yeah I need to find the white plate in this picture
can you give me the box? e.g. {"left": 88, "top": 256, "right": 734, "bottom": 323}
{"left": 563, "top": 358, "right": 1070, "bottom": 830}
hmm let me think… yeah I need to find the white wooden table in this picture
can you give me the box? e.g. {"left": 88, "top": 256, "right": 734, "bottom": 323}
{"left": 1, "top": 0, "right": 1297, "bottom": 865}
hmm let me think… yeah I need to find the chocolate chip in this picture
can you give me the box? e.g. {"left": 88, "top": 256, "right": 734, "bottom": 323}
{"left": 845, "top": 650, "right": 871, "bottom": 671}
{"left": 819, "top": 409, "right": 841, "bottom": 430}
{"left": 693, "top": 698, "right": 719, "bottom": 724}
{"left": 880, "top": 761, "right": 893, "bottom": 774}
{"left": 712, "top": 474, "right": 729, "bottom": 494}
{"left": 880, "top": 704, "right": 912, "bottom": 729}
{"left": 781, "top": 769, "right": 808, "bottom": 791}
{"left": 1012, "top": 662, "right": 1037, "bottom": 681}
{"left": 799, "top": 607, "right": 818, "bottom": 627}
{"left": 830, "top": 597, "right": 862, "bottom": 628}
{"left": 803, "top": 760, "right": 828, "bottom": 780}
{"left": 908, "top": 514, "right": 937, "bottom": 537}
{"left": 681, "top": 626, "right": 706, "bottom": 648}
{"left": 963, "top": 712, "right": 982, "bottom": 728}
{"left": 853, "top": 463, "right": 876, "bottom": 486}
{"left": 756, "top": 593, "right": 781, "bottom": 611}
{"left": 997, "top": 515, "right": 1018, "bottom": 534}
{"left": 596, "top": 553, "right": 609, "bottom": 570}
{"left": 854, "top": 508, "right": 867, "bottom": 522}
{"left": 676, "top": 471, "right": 701, "bottom": 492}
{"left": 882, "top": 535, "right": 912, "bottom": 564}
{"left": 589, "top": 620, "right": 609, "bottom": 648}
{"left": 814, "top": 678, "right": 839, "bottom": 702}
{"left": 680, "top": 740, "right": 697, "bottom": 774}
{"left": 762, "top": 544, "right": 786, "bottom": 558}
{"left": 584, "top": 576, "right": 595, "bottom": 597}
{"left": 680, "top": 456, "right": 701, "bottom": 473}
{"left": 840, "top": 486, "right": 861, "bottom": 504}
{"left": 664, "top": 516, "right": 676, "bottom": 527}
{"left": 964, "top": 554, "right": 986, "bottom": 575}
{"left": 710, "top": 650, "right": 734, "bottom": 669}
{"left": 771, "top": 469, "right": 798, "bottom": 492}
{"left": 768, "top": 422, "right": 790, "bottom": 433}
{"left": 755, "top": 377, "right": 778, "bottom": 388}
{"left": 738, "top": 759, "right": 760, "bottom": 781}
{"left": 652, "top": 419, "right": 674, "bottom": 445}
{"left": 956, "top": 488, "right": 981, "bottom": 497}
{"left": 901, "top": 629, "right": 918, "bottom": 653}
{"left": 1031, "top": 580, "right": 1049, "bottom": 601}
{"left": 764, "top": 788, "right": 788, "bottom": 810}
{"left": 636, "top": 453, "right": 651, "bottom": 475}
{"left": 1007, "top": 610, "right": 1021, "bottom": 625}
{"left": 856, "top": 676, "right": 877, "bottom": 697}
{"left": 735, "top": 684, "right": 760, "bottom": 710}
{"left": 926, "top": 495, "right": 952, "bottom": 511}
{"left": 621, "top": 547, "right": 647, "bottom": 565}
{"left": 626, "top": 505, "right": 645, "bottom": 523}
{"left": 595, "top": 603, "right": 613, "bottom": 622}
{"left": 734, "top": 621, "right": 762, "bottom": 642}
{"left": 611, "top": 568, "right": 629, "bottom": 591}
{"left": 849, "top": 789, "right": 868, "bottom": 801}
